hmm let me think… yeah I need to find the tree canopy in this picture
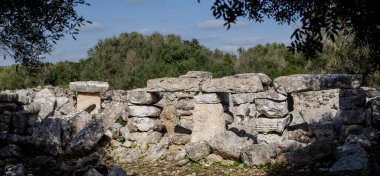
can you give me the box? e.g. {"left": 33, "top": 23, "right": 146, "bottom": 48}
{"left": 0, "top": 0, "right": 89, "bottom": 65}
{"left": 204, "top": 0, "right": 380, "bottom": 71}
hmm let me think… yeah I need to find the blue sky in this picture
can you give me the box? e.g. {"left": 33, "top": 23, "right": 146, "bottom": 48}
{"left": 2, "top": 0, "right": 295, "bottom": 65}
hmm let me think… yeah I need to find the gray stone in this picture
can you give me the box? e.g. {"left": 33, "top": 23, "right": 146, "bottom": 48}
{"left": 69, "top": 111, "right": 92, "bottom": 136}
{"left": 231, "top": 93, "right": 256, "bottom": 105}
{"left": 205, "top": 154, "right": 224, "bottom": 165}
{"left": 194, "top": 93, "right": 220, "bottom": 104}
{"left": 232, "top": 91, "right": 287, "bottom": 105}
{"left": 175, "top": 99, "right": 194, "bottom": 110}
{"left": 34, "top": 88, "right": 56, "bottom": 120}
{"left": 67, "top": 104, "right": 125, "bottom": 155}
{"left": 126, "top": 131, "right": 163, "bottom": 145}
{"left": 174, "top": 92, "right": 197, "bottom": 99}
{"left": 202, "top": 74, "right": 264, "bottom": 93}
{"left": 56, "top": 97, "right": 70, "bottom": 109}
{"left": 339, "top": 108, "right": 367, "bottom": 124}
{"left": 69, "top": 81, "right": 109, "bottom": 93}
{"left": 176, "top": 109, "right": 193, "bottom": 116}
{"left": 276, "top": 139, "right": 335, "bottom": 166}
{"left": 241, "top": 144, "right": 278, "bottom": 166}
{"left": 84, "top": 168, "right": 103, "bottom": 176}
{"left": 145, "top": 144, "right": 168, "bottom": 161}
{"left": 174, "top": 148, "right": 187, "bottom": 160}
{"left": 58, "top": 101, "right": 76, "bottom": 115}
{"left": 209, "top": 130, "right": 253, "bottom": 159}
{"left": 0, "top": 93, "right": 18, "bottom": 103}
{"left": 339, "top": 89, "right": 366, "bottom": 110}
{"left": 107, "top": 166, "right": 127, "bottom": 176}
{"left": 329, "top": 144, "right": 368, "bottom": 172}
{"left": 128, "top": 106, "right": 161, "bottom": 117}
{"left": 185, "top": 141, "right": 210, "bottom": 161}
{"left": 170, "top": 133, "right": 191, "bottom": 145}
{"left": 345, "top": 134, "right": 371, "bottom": 149}
{"left": 127, "top": 117, "right": 164, "bottom": 132}
{"left": 178, "top": 116, "right": 193, "bottom": 130}
{"left": 11, "top": 110, "right": 28, "bottom": 134}
{"left": 127, "top": 88, "right": 158, "bottom": 105}
{"left": 160, "top": 105, "right": 176, "bottom": 134}
{"left": 0, "top": 103, "right": 19, "bottom": 112}
{"left": 0, "top": 110, "right": 12, "bottom": 124}
{"left": 118, "top": 148, "right": 141, "bottom": 163}
{"left": 255, "top": 99, "right": 288, "bottom": 117}
{"left": 255, "top": 116, "right": 291, "bottom": 133}
{"left": 5, "top": 164, "right": 24, "bottom": 176}
{"left": 191, "top": 103, "right": 225, "bottom": 143}
{"left": 0, "top": 144, "right": 21, "bottom": 159}
{"left": 179, "top": 71, "right": 213, "bottom": 79}
{"left": 273, "top": 74, "right": 362, "bottom": 94}
{"left": 147, "top": 77, "right": 202, "bottom": 92}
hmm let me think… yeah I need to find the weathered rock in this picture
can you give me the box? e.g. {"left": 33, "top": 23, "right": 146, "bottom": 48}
{"left": 160, "top": 105, "right": 176, "bottom": 134}
{"left": 107, "top": 166, "right": 128, "bottom": 176}
{"left": 0, "top": 103, "right": 19, "bottom": 112}
{"left": 0, "top": 110, "right": 12, "bottom": 124}
{"left": 176, "top": 109, "right": 193, "bottom": 116}
{"left": 127, "top": 117, "right": 164, "bottom": 132}
{"left": 255, "top": 116, "right": 291, "bottom": 133}
{"left": 126, "top": 131, "right": 163, "bottom": 144}
{"left": 145, "top": 144, "right": 168, "bottom": 161}
{"left": 340, "top": 108, "right": 367, "bottom": 125}
{"left": 339, "top": 89, "right": 366, "bottom": 110}
{"left": 341, "top": 124, "right": 363, "bottom": 136}
{"left": 231, "top": 93, "right": 256, "bottom": 105}
{"left": 147, "top": 77, "right": 202, "bottom": 92}
{"left": 175, "top": 99, "right": 194, "bottom": 110}
{"left": 185, "top": 141, "right": 211, "bottom": 161}
{"left": 273, "top": 74, "right": 362, "bottom": 94}
{"left": 116, "top": 148, "right": 141, "bottom": 163}
{"left": 177, "top": 116, "right": 193, "bottom": 131}
{"left": 174, "top": 148, "right": 187, "bottom": 161}
{"left": 174, "top": 92, "right": 197, "bottom": 99}
{"left": 34, "top": 88, "right": 56, "bottom": 119}
{"left": 84, "top": 168, "right": 103, "bottom": 176}
{"left": 194, "top": 93, "right": 220, "bottom": 104}
{"left": 329, "top": 144, "right": 368, "bottom": 172}
{"left": 5, "top": 164, "right": 24, "bottom": 176}
{"left": 241, "top": 144, "right": 278, "bottom": 166}
{"left": 127, "top": 88, "right": 158, "bottom": 105}
{"left": 69, "top": 81, "right": 109, "bottom": 93}
{"left": 11, "top": 110, "right": 28, "bottom": 134}
{"left": 202, "top": 74, "right": 264, "bottom": 93}
{"left": 59, "top": 101, "right": 77, "bottom": 115}
{"left": 205, "top": 154, "right": 224, "bottom": 165}
{"left": 276, "top": 139, "right": 335, "bottom": 166}
{"left": 345, "top": 134, "right": 371, "bottom": 149}
{"left": 179, "top": 71, "right": 213, "bottom": 79}
{"left": 128, "top": 106, "right": 161, "bottom": 117}
{"left": 67, "top": 104, "right": 125, "bottom": 155}
{"left": 56, "top": 97, "right": 70, "bottom": 109}
{"left": 191, "top": 103, "right": 225, "bottom": 143}
{"left": 209, "top": 130, "right": 253, "bottom": 159}
{"left": 170, "top": 133, "right": 191, "bottom": 145}
{"left": 0, "top": 93, "right": 18, "bottom": 103}
{"left": 255, "top": 99, "right": 288, "bottom": 117}
{"left": 69, "top": 111, "right": 92, "bottom": 136}
{"left": 0, "top": 144, "right": 21, "bottom": 159}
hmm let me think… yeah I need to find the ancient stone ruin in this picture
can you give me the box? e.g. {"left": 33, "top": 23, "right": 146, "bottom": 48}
{"left": 0, "top": 71, "right": 379, "bottom": 175}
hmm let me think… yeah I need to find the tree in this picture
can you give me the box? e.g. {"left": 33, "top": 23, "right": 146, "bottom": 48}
{"left": 202, "top": 0, "right": 379, "bottom": 72}
{"left": 0, "top": 0, "right": 89, "bottom": 65}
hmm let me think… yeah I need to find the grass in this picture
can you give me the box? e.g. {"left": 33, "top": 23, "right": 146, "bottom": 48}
{"left": 115, "top": 117, "right": 127, "bottom": 127}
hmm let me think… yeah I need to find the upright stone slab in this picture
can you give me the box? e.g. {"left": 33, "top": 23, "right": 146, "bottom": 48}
{"left": 191, "top": 103, "right": 225, "bottom": 143}
{"left": 201, "top": 73, "right": 265, "bottom": 93}
{"left": 69, "top": 81, "right": 109, "bottom": 115}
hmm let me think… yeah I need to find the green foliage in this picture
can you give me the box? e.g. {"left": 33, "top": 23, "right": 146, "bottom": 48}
{"left": 256, "top": 163, "right": 271, "bottom": 170}
{"left": 115, "top": 117, "right": 127, "bottom": 127}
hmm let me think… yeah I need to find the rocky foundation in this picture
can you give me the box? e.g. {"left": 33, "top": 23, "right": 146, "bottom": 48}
{"left": 0, "top": 71, "right": 379, "bottom": 175}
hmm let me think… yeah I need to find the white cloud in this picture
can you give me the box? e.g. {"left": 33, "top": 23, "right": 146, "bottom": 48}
{"left": 194, "top": 19, "right": 250, "bottom": 30}
{"left": 79, "top": 22, "right": 106, "bottom": 32}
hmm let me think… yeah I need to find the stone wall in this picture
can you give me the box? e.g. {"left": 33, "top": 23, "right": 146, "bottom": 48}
{"left": 0, "top": 71, "right": 379, "bottom": 173}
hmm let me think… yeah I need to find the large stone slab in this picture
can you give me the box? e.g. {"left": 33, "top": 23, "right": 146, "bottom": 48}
{"left": 69, "top": 81, "right": 109, "bottom": 93}
{"left": 209, "top": 130, "right": 253, "bottom": 159}
{"left": 255, "top": 116, "right": 291, "bottom": 133}
{"left": 127, "top": 88, "right": 158, "bottom": 105}
{"left": 194, "top": 93, "right": 220, "bottom": 104}
{"left": 241, "top": 144, "right": 278, "bottom": 166}
{"left": 201, "top": 74, "right": 265, "bottom": 93}
{"left": 179, "top": 71, "right": 213, "bottom": 79}
{"left": 34, "top": 88, "right": 56, "bottom": 119}
{"left": 76, "top": 92, "right": 101, "bottom": 115}
{"left": 147, "top": 77, "right": 202, "bottom": 92}
{"left": 127, "top": 117, "right": 164, "bottom": 132}
{"left": 191, "top": 103, "right": 225, "bottom": 143}
{"left": 255, "top": 99, "right": 288, "bottom": 118}
{"left": 128, "top": 106, "right": 161, "bottom": 117}
{"left": 273, "top": 74, "right": 362, "bottom": 94}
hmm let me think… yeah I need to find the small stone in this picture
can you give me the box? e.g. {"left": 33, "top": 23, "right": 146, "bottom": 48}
{"left": 128, "top": 106, "right": 161, "bottom": 117}
{"left": 185, "top": 141, "right": 210, "bottom": 161}
{"left": 127, "top": 88, "right": 158, "bottom": 105}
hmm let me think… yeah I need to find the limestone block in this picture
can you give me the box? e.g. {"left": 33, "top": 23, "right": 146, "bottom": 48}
{"left": 178, "top": 116, "right": 193, "bottom": 130}
{"left": 191, "top": 103, "right": 225, "bottom": 143}
{"left": 176, "top": 109, "right": 193, "bottom": 116}
{"left": 76, "top": 92, "right": 101, "bottom": 115}
{"left": 254, "top": 90, "right": 288, "bottom": 101}
{"left": 329, "top": 144, "right": 368, "bottom": 172}
{"left": 0, "top": 93, "right": 18, "bottom": 103}
{"left": 175, "top": 99, "right": 194, "bottom": 110}
{"left": 273, "top": 74, "right": 362, "bottom": 94}
{"left": 185, "top": 141, "right": 211, "bottom": 161}
{"left": 127, "top": 88, "right": 158, "bottom": 105}
{"left": 255, "top": 116, "right": 291, "bottom": 133}
{"left": 202, "top": 73, "right": 265, "bottom": 93}
{"left": 209, "top": 130, "right": 253, "bottom": 159}
{"left": 0, "top": 103, "right": 19, "bottom": 112}
{"left": 241, "top": 144, "right": 278, "bottom": 166}
{"left": 69, "top": 81, "right": 109, "bottom": 93}
{"left": 126, "top": 131, "right": 163, "bottom": 145}
{"left": 170, "top": 133, "right": 191, "bottom": 145}
{"left": 147, "top": 77, "right": 202, "bottom": 92}
{"left": 338, "top": 89, "right": 366, "bottom": 110}
{"left": 127, "top": 117, "right": 164, "bottom": 132}
{"left": 255, "top": 99, "right": 288, "bottom": 118}
{"left": 34, "top": 88, "right": 56, "bottom": 119}
{"left": 194, "top": 93, "right": 220, "bottom": 104}
{"left": 0, "top": 110, "right": 12, "bottom": 124}
{"left": 128, "top": 106, "right": 161, "bottom": 117}
{"left": 231, "top": 93, "right": 256, "bottom": 105}
{"left": 179, "top": 71, "right": 213, "bottom": 79}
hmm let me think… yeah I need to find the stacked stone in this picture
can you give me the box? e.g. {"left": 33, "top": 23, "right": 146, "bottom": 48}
{"left": 125, "top": 88, "right": 163, "bottom": 148}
